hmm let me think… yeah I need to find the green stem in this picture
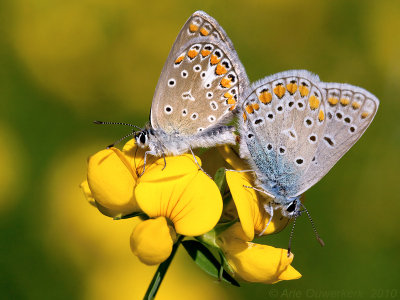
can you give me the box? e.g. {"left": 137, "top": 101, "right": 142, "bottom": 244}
{"left": 143, "top": 235, "right": 184, "bottom": 300}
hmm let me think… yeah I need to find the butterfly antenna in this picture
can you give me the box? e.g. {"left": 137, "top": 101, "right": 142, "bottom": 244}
{"left": 287, "top": 215, "right": 297, "bottom": 257}
{"left": 300, "top": 202, "right": 325, "bottom": 247}
{"left": 106, "top": 132, "right": 135, "bottom": 148}
{"left": 94, "top": 120, "right": 142, "bottom": 131}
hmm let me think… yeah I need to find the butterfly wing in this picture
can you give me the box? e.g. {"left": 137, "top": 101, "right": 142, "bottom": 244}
{"left": 240, "top": 70, "right": 326, "bottom": 198}
{"left": 150, "top": 12, "right": 249, "bottom": 137}
{"left": 166, "top": 10, "right": 236, "bottom": 57}
{"left": 293, "top": 82, "right": 379, "bottom": 196}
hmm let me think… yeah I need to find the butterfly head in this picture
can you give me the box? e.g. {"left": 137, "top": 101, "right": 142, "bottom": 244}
{"left": 135, "top": 130, "right": 150, "bottom": 148}
{"left": 281, "top": 197, "right": 302, "bottom": 218}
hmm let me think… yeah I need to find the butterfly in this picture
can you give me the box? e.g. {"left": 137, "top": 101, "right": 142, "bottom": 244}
{"left": 97, "top": 11, "right": 249, "bottom": 173}
{"left": 239, "top": 70, "right": 379, "bottom": 226}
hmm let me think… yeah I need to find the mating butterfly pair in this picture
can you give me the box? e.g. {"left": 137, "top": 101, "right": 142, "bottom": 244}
{"left": 99, "top": 11, "right": 379, "bottom": 224}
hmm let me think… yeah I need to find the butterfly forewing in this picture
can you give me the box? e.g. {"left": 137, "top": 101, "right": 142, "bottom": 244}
{"left": 168, "top": 10, "right": 236, "bottom": 56}
{"left": 151, "top": 37, "right": 248, "bottom": 136}
{"left": 240, "top": 70, "right": 326, "bottom": 197}
{"left": 294, "top": 82, "right": 379, "bottom": 196}
{"left": 151, "top": 11, "right": 248, "bottom": 132}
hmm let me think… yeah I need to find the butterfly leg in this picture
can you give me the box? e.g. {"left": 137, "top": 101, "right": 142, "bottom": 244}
{"left": 225, "top": 169, "right": 254, "bottom": 173}
{"left": 161, "top": 151, "right": 167, "bottom": 171}
{"left": 140, "top": 150, "right": 156, "bottom": 177}
{"left": 259, "top": 203, "right": 274, "bottom": 236}
{"left": 243, "top": 185, "right": 275, "bottom": 199}
{"left": 188, "top": 147, "right": 212, "bottom": 179}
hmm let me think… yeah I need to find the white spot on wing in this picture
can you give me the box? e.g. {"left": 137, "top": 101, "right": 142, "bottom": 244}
{"left": 168, "top": 78, "right": 176, "bottom": 87}
{"left": 164, "top": 105, "right": 173, "bottom": 115}
{"left": 210, "top": 101, "right": 218, "bottom": 110}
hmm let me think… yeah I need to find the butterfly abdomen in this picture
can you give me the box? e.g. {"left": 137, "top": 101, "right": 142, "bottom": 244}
{"left": 187, "top": 125, "right": 236, "bottom": 149}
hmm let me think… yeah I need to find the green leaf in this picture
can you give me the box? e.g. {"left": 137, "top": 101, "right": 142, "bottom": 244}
{"left": 194, "top": 147, "right": 209, "bottom": 156}
{"left": 182, "top": 240, "right": 240, "bottom": 287}
{"left": 213, "top": 167, "right": 227, "bottom": 194}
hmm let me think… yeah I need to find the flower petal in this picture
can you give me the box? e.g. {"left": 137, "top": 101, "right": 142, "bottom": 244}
{"left": 130, "top": 216, "right": 176, "bottom": 265}
{"left": 87, "top": 148, "right": 140, "bottom": 217}
{"left": 226, "top": 170, "right": 290, "bottom": 240}
{"left": 135, "top": 154, "right": 223, "bottom": 236}
{"left": 80, "top": 180, "right": 96, "bottom": 207}
{"left": 218, "top": 223, "right": 301, "bottom": 284}
{"left": 218, "top": 145, "right": 250, "bottom": 172}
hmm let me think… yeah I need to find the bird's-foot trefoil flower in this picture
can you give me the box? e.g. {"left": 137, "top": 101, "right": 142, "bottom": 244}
{"left": 81, "top": 142, "right": 302, "bottom": 298}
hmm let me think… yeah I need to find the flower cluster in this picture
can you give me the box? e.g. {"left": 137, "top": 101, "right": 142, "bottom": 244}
{"left": 81, "top": 140, "right": 301, "bottom": 286}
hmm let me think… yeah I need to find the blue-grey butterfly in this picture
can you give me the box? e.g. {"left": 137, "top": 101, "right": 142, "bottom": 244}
{"left": 98, "top": 11, "right": 249, "bottom": 173}
{"left": 239, "top": 70, "right": 379, "bottom": 237}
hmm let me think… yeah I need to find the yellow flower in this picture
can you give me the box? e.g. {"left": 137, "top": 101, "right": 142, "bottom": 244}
{"left": 218, "top": 223, "right": 301, "bottom": 284}
{"left": 219, "top": 145, "right": 290, "bottom": 240}
{"left": 82, "top": 139, "right": 223, "bottom": 265}
{"left": 81, "top": 146, "right": 141, "bottom": 218}
{"left": 217, "top": 145, "right": 301, "bottom": 283}
{"left": 130, "top": 216, "right": 177, "bottom": 265}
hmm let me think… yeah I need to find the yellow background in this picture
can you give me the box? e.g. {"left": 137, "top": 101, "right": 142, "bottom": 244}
{"left": 1, "top": 0, "right": 399, "bottom": 299}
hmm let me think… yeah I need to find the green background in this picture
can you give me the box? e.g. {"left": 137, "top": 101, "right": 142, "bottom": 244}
{"left": 1, "top": 0, "right": 399, "bottom": 299}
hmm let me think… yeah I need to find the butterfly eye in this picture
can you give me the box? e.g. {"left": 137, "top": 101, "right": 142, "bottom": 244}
{"left": 139, "top": 133, "right": 147, "bottom": 145}
{"left": 286, "top": 200, "right": 297, "bottom": 213}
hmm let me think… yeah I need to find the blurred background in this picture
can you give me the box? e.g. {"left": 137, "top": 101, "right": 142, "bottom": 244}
{"left": 1, "top": 0, "right": 399, "bottom": 299}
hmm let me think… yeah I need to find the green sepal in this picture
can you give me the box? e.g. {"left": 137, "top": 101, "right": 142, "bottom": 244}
{"left": 196, "top": 219, "right": 238, "bottom": 249}
{"left": 113, "top": 211, "right": 148, "bottom": 220}
{"left": 213, "top": 167, "right": 227, "bottom": 195}
{"left": 218, "top": 249, "right": 235, "bottom": 275}
{"left": 181, "top": 240, "right": 240, "bottom": 287}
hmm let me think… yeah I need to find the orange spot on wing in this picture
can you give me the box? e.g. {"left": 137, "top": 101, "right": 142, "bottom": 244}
{"left": 189, "top": 24, "right": 198, "bottom": 32}
{"left": 252, "top": 103, "right": 260, "bottom": 111}
{"left": 229, "top": 105, "right": 236, "bottom": 111}
{"left": 259, "top": 91, "right": 272, "bottom": 104}
{"left": 299, "top": 85, "right": 309, "bottom": 97}
{"left": 200, "top": 27, "right": 209, "bottom": 36}
{"left": 361, "top": 112, "right": 370, "bottom": 119}
{"left": 309, "top": 95, "right": 320, "bottom": 110}
{"left": 286, "top": 83, "right": 298, "bottom": 95}
{"left": 318, "top": 110, "right": 325, "bottom": 121}
{"left": 340, "top": 98, "right": 350, "bottom": 106}
{"left": 245, "top": 105, "right": 254, "bottom": 114}
{"left": 328, "top": 97, "right": 339, "bottom": 105}
{"left": 243, "top": 112, "right": 247, "bottom": 121}
{"left": 273, "top": 84, "right": 286, "bottom": 99}
{"left": 187, "top": 50, "right": 198, "bottom": 59}
{"left": 210, "top": 54, "right": 221, "bottom": 65}
{"left": 220, "top": 78, "right": 232, "bottom": 88}
{"left": 175, "top": 56, "right": 184, "bottom": 64}
{"left": 352, "top": 101, "right": 361, "bottom": 109}
{"left": 224, "top": 92, "right": 233, "bottom": 99}
{"left": 201, "top": 49, "right": 211, "bottom": 57}
{"left": 227, "top": 97, "right": 236, "bottom": 105}
{"left": 215, "top": 63, "right": 227, "bottom": 75}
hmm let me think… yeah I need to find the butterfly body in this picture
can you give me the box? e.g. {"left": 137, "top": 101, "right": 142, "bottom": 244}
{"left": 240, "top": 70, "right": 379, "bottom": 217}
{"left": 135, "top": 124, "right": 235, "bottom": 156}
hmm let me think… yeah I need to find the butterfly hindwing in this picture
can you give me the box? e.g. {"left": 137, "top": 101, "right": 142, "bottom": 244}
{"left": 240, "top": 70, "right": 327, "bottom": 197}
{"left": 294, "top": 82, "right": 380, "bottom": 196}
